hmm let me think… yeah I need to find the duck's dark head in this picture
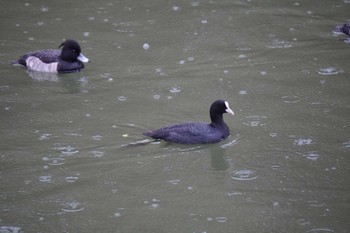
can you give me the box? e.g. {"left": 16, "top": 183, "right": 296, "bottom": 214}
{"left": 59, "top": 39, "right": 89, "bottom": 63}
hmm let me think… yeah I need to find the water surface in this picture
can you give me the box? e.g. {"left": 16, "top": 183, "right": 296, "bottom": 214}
{"left": 0, "top": 0, "right": 349, "bottom": 232}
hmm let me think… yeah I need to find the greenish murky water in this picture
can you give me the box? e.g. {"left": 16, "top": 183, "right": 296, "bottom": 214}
{"left": 0, "top": 0, "right": 349, "bottom": 232}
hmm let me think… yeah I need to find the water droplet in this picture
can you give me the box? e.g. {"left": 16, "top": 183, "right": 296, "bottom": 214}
{"left": 143, "top": 43, "right": 150, "bottom": 50}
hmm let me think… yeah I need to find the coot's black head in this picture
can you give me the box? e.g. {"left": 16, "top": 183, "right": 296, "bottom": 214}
{"left": 341, "top": 23, "right": 350, "bottom": 36}
{"left": 59, "top": 39, "right": 89, "bottom": 63}
{"left": 209, "top": 100, "right": 234, "bottom": 123}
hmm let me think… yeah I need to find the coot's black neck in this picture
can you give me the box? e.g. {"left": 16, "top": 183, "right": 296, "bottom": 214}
{"left": 210, "top": 113, "right": 225, "bottom": 127}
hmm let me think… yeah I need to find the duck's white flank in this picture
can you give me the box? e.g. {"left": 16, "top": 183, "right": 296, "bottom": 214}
{"left": 26, "top": 56, "right": 58, "bottom": 73}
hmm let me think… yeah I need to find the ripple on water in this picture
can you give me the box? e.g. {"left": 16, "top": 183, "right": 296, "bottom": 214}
{"left": 342, "top": 140, "right": 350, "bottom": 149}
{"left": 231, "top": 170, "right": 258, "bottom": 181}
{"left": 267, "top": 39, "right": 293, "bottom": 48}
{"left": 302, "top": 151, "right": 320, "bottom": 161}
{"left": 39, "top": 175, "right": 52, "bottom": 183}
{"left": 92, "top": 134, "right": 103, "bottom": 140}
{"left": 282, "top": 95, "right": 301, "bottom": 104}
{"left": 243, "top": 116, "right": 269, "bottom": 127}
{"left": 294, "top": 137, "right": 313, "bottom": 146}
{"left": 65, "top": 176, "right": 79, "bottom": 183}
{"left": 90, "top": 150, "right": 105, "bottom": 158}
{"left": 53, "top": 144, "right": 79, "bottom": 156}
{"left": 221, "top": 132, "right": 240, "bottom": 148}
{"left": 306, "top": 228, "right": 334, "bottom": 232}
{"left": 42, "top": 157, "right": 66, "bottom": 166}
{"left": 318, "top": 67, "right": 343, "bottom": 75}
{"left": 0, "top": 226, "right": 22, "bottom": 233}
{"left": 168, "top": 86, "right": 182, "bottom": 93}
{"left": 61, "top": 201, "right": 85, "bottom": 213}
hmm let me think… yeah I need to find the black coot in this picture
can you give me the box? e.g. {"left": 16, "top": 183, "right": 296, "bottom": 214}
{"left": 143, "top": 100, "right": 235, "bottom": 144}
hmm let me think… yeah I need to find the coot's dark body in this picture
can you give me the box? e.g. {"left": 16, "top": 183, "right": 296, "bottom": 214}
{"left": 143, "top": 100, "right": 235, "bottom": 144}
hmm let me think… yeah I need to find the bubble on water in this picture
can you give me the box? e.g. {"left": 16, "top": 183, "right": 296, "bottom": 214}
{"left": 269, "top": 132, "right": 278, "bottom": 137}
{"left": 237, "top": 54, "right": 246, "bottom": 59}
{"left": 260, "top": 71, "right": 267, "bottom": 75}
{"left": 37, "top": 22, "right": 44, "bottom": 26}
{"left": 318, "top": 67, "right": 343, "bottom": 75}
{"left": 61, "top": 201, "right": 85, "bottom": 213}
{"left": 143, "top": 43, "right": 150, "bottom": 50}
{"left": 231, "top": 170, "right": 258, "bottom": 181}
{"left": 39, "top": 175, "right": 52, "bottom": 183}
{"left": 83, "top": 32, "right": 90, "bottom": 37}
{"left": 201, "top": 19, "right": 208, "bottom": 24}
{"left": 243, "top": 116, "right": 268, "bottom": 127}
{"left": 88, "top": 16, "right": 95, "bottom": 21}
{"left": 294, "top": 138, "right": 313, "bottom": 146}
{"left": 178, "top": 60, "right": 186, "bottom": 65}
